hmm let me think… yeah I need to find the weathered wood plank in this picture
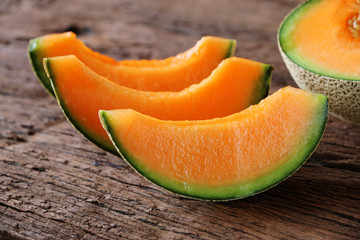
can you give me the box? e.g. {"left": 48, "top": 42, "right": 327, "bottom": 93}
{"left": 1, "top": 136, "right": 359, "bottom": 239}
{"left": 0, "top": 0, "right": 359, "bottom": 239}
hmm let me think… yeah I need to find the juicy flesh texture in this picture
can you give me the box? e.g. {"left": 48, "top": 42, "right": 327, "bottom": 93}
{"left": 47, "top": 55, "right": 268, "bottom": 148}
{"left": 281, "top": 0, "right": 360, "bottom": 79}
{"left": 38, "top": 32, "right": 234, "bottom": 91}
{"left": 103, "top": 87, "right": 326, "bottom": 187}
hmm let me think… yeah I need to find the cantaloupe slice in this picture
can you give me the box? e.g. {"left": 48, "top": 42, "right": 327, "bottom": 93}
{"left": 99, "top": 87, "right": 328, "bottom": 200}
{"left": 278, "top": 0, "right": 360, "bottom": 124}
{"left": 29, "top": 32, "right": 235, "bottom": 96}
{"left": 44, "top": 55, "right": 272, "bottom": 155}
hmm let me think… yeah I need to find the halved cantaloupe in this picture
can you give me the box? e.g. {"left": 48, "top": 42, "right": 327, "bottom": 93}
{"left": 44, "top": 55, "right": 272, "bottom": 155}
{"left": 278, "top": 0, "right": 360, "bottom": 124}
{"left": 29, "top": 32, "right": 235, "bottom": 95}
{"left": 99, "top": 87, "right": 328, "bottom": 200}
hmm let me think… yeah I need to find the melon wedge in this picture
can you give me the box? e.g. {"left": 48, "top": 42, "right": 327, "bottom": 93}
{"left": 99, "top": 87, "right": 328, "bottom": 200}
{"left": 29, "top": 32, "right": 235, "bottom": 96}
{"left": 278, "top": 0, "right": 360, "bottom": 124}
{"left": 44, "top": 55, "right": 272, "bottom": 155}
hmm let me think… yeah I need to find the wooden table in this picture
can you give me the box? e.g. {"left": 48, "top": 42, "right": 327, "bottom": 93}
{"left": 1, "top": 0, "right": 359, "bottom": 239}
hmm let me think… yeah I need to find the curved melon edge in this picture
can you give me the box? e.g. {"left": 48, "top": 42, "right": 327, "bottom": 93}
{"left": 279, "top": 48, "right": 360, "bottom": 125}
{"left": 29, "top": 36, "right": 236, "bottom": 97}
{"left": 277, "top": 0, "right": 360, "bottom": 125}
{"left": 28, "top": 38, "right": 55, "bottom": 96}
{"left": 44, "top": 58, "right": 119, "bottom": 155}
{"left": 42, "top": 55, "right": 272, "bottom": 158}
{"left": 99, "top": 97, "right": 328, "bottom": 201}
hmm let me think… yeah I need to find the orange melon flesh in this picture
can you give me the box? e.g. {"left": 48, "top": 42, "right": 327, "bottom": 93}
{"left": 279, "top": 0, "right": 360, "bottom": 80}
{"left": 29, "top": 32, "right": 235, "bottom": 95}
{"left": 100, "top": 87, "right": 328, "bottom": 200}
{"left": 44, "top": 55, "right": 272, "bottom": 155}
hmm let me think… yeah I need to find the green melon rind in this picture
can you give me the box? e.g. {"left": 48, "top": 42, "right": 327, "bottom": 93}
{"left": 44, "top": 58, "right": 119, "bottom": 155}
{"left": 226, "top": 39, "right": 237, "bottom": 59}
{"left": 28, "top": 37, "right": 55, "bottom": 97}
{"left": 29, "top": 37, "right": 237, "bottom": 97}
{"left": 278, "top": 0, "right": 360, "bottom": 125}
{"left": 99, "top": 95, "right": 328, "bottom": 201}
{"left": 252, "top": 65, "right": 273, "bottom": 106}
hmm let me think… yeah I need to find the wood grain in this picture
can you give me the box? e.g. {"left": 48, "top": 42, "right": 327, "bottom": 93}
{"left": 0, "top": 0, "right": 359, "bottom": 239}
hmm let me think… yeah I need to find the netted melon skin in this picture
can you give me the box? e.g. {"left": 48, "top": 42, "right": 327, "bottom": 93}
{"left": 279, "top": 51, "right": 360, "bottom": 125}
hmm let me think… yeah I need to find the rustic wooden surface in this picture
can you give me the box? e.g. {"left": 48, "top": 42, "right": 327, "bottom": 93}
{"left": 0, "top": 0, "right": 359, "bottom": 239}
